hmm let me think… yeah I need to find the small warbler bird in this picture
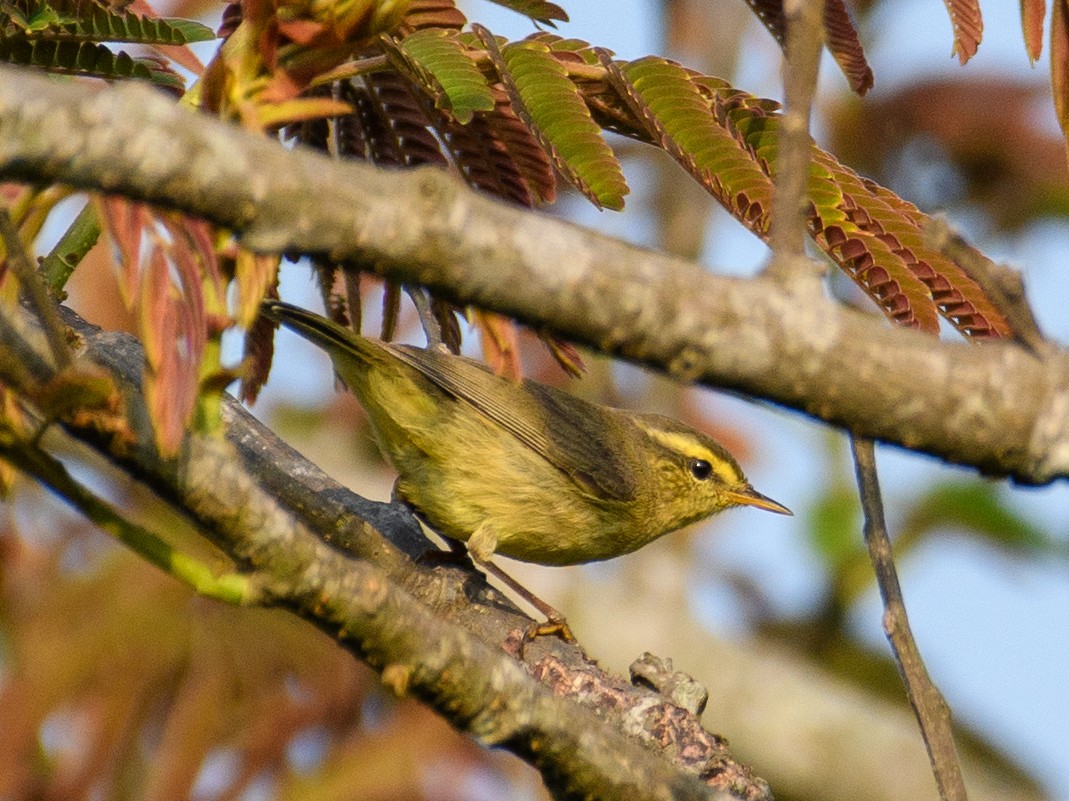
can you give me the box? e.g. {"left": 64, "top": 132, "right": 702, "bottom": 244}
{"left": 262, "top": 300, "right": 790, "bottom": 571}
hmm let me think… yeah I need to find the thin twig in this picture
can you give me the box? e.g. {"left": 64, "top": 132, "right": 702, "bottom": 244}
{"left": 0, "top": 436, "right": 255, "bottom": 605}
{"left": 764, "top": 0, "right": 826, "bottom": 282}
{"left": 850, "top": 436, "right": 969, "bottom": 801}
{"left": 406, "top": 284, "right": 444, "bottom": 348}
{"left": 0, "top": 209, "right": 72, "bottom": 370}
{"left": 308, "top": 54, "right": 389, "bottom": 88}
{"left": 39, "top": 201, "right": 102, "bottom": 294}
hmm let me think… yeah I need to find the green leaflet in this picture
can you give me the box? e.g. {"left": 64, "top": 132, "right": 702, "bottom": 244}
{"left": 395, "top": 29, "right": 494, "bottom": 124}
{"left": 616, "top": 57, "right": 774, "bottom": 232}
{"left": 489, "top": 32, "right": 627, "bottom": 210}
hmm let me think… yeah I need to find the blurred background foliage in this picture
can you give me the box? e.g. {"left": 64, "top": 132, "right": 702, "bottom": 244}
{"left": 2, "top": 0, "right": 1068, "bottom": 800}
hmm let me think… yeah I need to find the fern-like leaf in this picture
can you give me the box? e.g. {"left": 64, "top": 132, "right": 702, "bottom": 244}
{"left": 390, "top": 28, "right": 494, "bottom": 123}
{"left": 350, "top": 68, "right": 449, "bottom": 167}
{"left": 0, "top": 34, "right": 183, "bottom": 87}
{"left": 10, "top": 3, "right": 215, "bottom": 46}
{"left": 610, "top": 55, "right": 773, "bottom": 231}
{"left": 857, "top": 177, "right": 1012, "bottom": 338}
{"left": 479, "top": 26, "right": 627, "bottom": 210}
{"left": 438, "top": 89, "right": 541, "bottom": 206}
{"left": 742, "top": 0, "right": 873, "bottom": 95}
{"left": 725, "top": 98, "right": 941, "bottom": 331}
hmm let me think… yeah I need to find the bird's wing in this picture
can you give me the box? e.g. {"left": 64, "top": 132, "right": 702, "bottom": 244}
{"left": 388, "top": 344, "right": 638, "bottom": 503}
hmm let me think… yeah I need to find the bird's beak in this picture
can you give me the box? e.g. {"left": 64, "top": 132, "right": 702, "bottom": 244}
{"left": 725, "top": 486, "right": 793, "bottom": 516}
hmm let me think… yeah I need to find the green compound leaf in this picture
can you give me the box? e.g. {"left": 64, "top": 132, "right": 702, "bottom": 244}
{"left": 3, "top": 3, "right": 215, "bottom": 45}
{"left": 611, "top": 56, "right": 774, "bottom": 233}
{"left": 0, "top": 35, "right": 184, "bottom": 87}
{"left": 480, "top": 26, "right": 627, "bottom": 210}
{"left": 392, "top": 28, "right": 494, "bottom": 124}
{"left": 855, "top": 178, "right": 1012, "bottom": 339}
{"left": 724, "top": 96, "right": 941, "bottom": 332}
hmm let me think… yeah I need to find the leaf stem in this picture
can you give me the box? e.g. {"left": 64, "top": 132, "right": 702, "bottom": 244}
{"left": 0, "top": 437, "right": 256, "bottom": 606}
{"left": 40, "top": 201, "right": 102, "bottom": 293}
{"left": 764, "top": 0, "right": 826, "bottom": 282}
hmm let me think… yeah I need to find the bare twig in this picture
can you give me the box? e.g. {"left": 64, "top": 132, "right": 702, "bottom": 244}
{"left": 764, "top": 0, "right": 826, "bottom": 283}
{"left": 0, "top": 208, "right": 71, "bottom": 370}
{"left": 850, "top": 436, "right": 969, "bottom": 801}
{"left": 0, "top": 435, "right": 255, "bottom": 605}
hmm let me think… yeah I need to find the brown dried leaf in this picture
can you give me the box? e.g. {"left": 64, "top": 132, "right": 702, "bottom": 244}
{"left": 944, "top": 0, "right": 984, "bottom": 64}
{"left": 239, "top": 290, "right": 278, "bottom": 405}
{"left": 1022, "top": 0, "right": 1047, "bottom": 62}
{"left": 823, "top": 0, "right": 873, "bottom": 95}
{"left": 473, "top": 309, "right": 522, "bottom": 380}
{"left": 234, "top": 251, "right": 280, "bottom": 328}
{"left": 1053, "top": 0, "right": 1069, "bottom": 158}
{"left": 401, "top": 0, "right": 467, "bottom": 31}
{"left": 741, "top": 0, "right": 873, "bottom": 94}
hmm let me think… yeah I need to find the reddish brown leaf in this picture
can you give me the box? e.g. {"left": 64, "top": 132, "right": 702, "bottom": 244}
{"left": 439, "top": 107, "right": 537, "bottom": 206}
{"left": 234, "top": 251, "right": 279, "bottom": 328}
{"left": 1053, "top": 0, "right": 1069, "bottom": 157}
{"left": 858, "top": 178, "right": 1013, "bottom": 338}
{"left": 479, "top": 85, "right": 557, "bottom": 204}
{"left": 353, "top": 70, "right": 449, "bottom": 167}
{"left": 401, "top": 0, "right": 467, "bottom": 31}
{"left": 1022, "top": 0, "right": 1047, "bottom": 62}
{"left": 741, "top": 0, "right": 873, "bottom": 95}
{"left": 474, "top": 310, "right": 522, "bottom": 379}
{"left": 97, "top": 197, "right": 150, "bottom": 306}
{"left": 239, "top": 285, "right": 279, "bottom": 405}
{"left": 823, "top": 0, "right": 873, "bottom": 95}
{"left": 944, "top": 0, "right": 984, "bottom": 64}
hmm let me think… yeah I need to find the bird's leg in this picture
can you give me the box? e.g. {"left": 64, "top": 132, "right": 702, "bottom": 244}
{"left": 468, "top": 522, "right": 575, "bottom": 649}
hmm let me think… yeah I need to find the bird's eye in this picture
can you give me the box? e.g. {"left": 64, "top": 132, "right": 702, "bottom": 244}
{"left": 689, "top": 459, "right": 713, "bottom": 481}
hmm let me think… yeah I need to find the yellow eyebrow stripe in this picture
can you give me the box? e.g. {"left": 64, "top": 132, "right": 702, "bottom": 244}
{"left": 639, "top": 427, "right": 742, "bottom": 484}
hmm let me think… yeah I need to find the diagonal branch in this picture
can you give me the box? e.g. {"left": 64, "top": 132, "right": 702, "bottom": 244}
{"left": 0, "top": 300, "right": 769, "bottom": 801}
{"left": 0, "top": 66, "right": 1068, "bottom": 483}
{"left": 851, "top": 437, "right": 968, "bottom": 801}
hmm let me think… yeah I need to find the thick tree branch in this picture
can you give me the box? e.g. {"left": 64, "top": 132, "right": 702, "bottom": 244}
{"left": 0, "top": 300, "right": 769, "bottom": 801}
{"left": 1, "top": 67, "right": 1068, "bottom": 484}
